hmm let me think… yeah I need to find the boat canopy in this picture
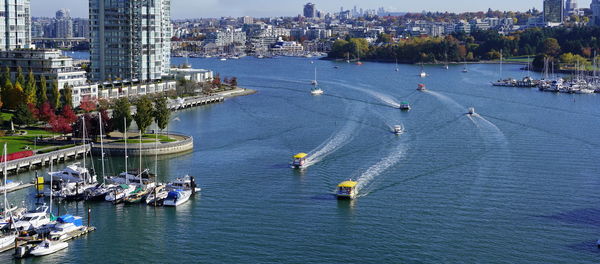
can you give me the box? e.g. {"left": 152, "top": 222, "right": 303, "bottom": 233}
{"left": 294, "top": 153, "right": 308, "bottom": 159}
{"left": 338, "top": 181, "right": 358, "bottom": 188}
{"left": 401, "top": 101, "right": 410, "bottom": 104}
{"left": 119, "top": 184, "right": 130, "bottom": 189}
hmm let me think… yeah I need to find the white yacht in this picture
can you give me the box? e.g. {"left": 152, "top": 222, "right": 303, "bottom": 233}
{"left": 46, "top": 163, "right": 97, "bottom": 185}
{"left": 0, "top": 232, "right": 16, "bottom": 249}
{"left": 29, "top": 239, "right": 68, "bottom": 256}
{"left": 13, "top": 205, "right": 51, "bottom": 231}
{"left": 468, "top": 107, "right": 476, "bottom": 115}
{"left": 145, "top": 185, "right": 169, "bottom": 206}
{"left": 311, "top": 88, "right": 324, "bottom": 95}
{"left": 105, "top": 184, "right": 137, "bottom": 203}
{"left": 167, "top": 175, "right": 201, "bottom": 193}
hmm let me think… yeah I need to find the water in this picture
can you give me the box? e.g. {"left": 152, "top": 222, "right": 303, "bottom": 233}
{"left": 3, "top": 57, "right": 600, "bottom": 263}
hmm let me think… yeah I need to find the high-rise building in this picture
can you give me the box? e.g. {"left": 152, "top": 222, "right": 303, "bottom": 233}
{"left": 543, "top": 0, "right": 564, "bottom": 25}
{"left": 592, "top": 0, "right": 600, "bottom": 26}
{"left": 565, "top": 0, "right": 577, "bottom": 13}
{"left": 303, "top": 3, "right": 316, "bottom": 18}
{"left": 90, "top": 0, "right": 172, "bottom": 82}
{"left": 73, "top": 18, "right": 89, "bottom": 38}
{"left": 54, "top": 9, "right": 73, "bottom": 38}
{"left": 0, "top": 0, "right": 31, "bottom": 51}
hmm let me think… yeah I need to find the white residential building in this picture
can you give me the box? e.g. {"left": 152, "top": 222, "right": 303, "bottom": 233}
{"left": 0, "top": 0, "right": 32, "bottom": 51}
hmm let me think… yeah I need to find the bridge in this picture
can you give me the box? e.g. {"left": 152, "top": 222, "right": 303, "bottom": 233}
{"left": 32, "top": 37, "right": 88, "bottom": 49}
{"left": 1, "top": 145, "right": 90, "bottom": 175}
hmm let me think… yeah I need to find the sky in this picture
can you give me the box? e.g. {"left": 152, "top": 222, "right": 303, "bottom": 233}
{"left": 31, "top": 0, "right": 594, "bottom": 19}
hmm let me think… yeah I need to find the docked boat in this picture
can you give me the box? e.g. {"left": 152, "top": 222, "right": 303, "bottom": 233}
{"left": 417, "top": 83, "right": 427, "bottom": 91}
{"left": 123, "top": 187, "right": 151, "bottom": 204}
{"left": 84, "top": 184, "right": 113, "bottom": 201}
{"left": 336, "top": 181, "right": 358, "bottom": 199}
{"left": 166, "top": 175, "right": 200, "bottom": 193}
{"left": 163, "top": 189, "right": 192, "bottom": 207}
{"left": 290, "top": 153, "right": 308, "bottom": 169}
{"left": 49, "top": 214, "right": 83, "bottom": 239}
{"left": 29, "top": 239, "right": 68, "bottom": 257}
{"left": 46, "top": 163, "right": 97, "bottom": 185}
{"left": 399, "top": 102, "right": 411, "bottom": 111}
{"left": 13, "top": 205, "right": 51, "bottom": 231}
{"left": 107, "top": 169, "right": 155, "bottom": 185}
{"left": 105, "top": 184, "right": 137, "bottom": 204}
{"left": 0, "top": 232, "right": 16, "bottom": 249}
{"left": 145, "top": 185, "right": 169, "bottom": 206}
{"left": 220, "top": 58, "right": 227, "bottom": 61}
{"left": 393, "top": 125, "right": 405, "bottom": 135}
{"left": 0, "top": 180, "right": 21, "bottom": 192}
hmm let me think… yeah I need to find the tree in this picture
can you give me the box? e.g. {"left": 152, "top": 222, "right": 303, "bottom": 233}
{"left": 24, "top": 70, "right": 37, "bottom": 105}
{"left": 38, "top": 75, "right": 48, "bottom": 106}
{"left": 230, "top": 77, "right": 238, "bottom": 87}
{"left": 133, "top": 96, "right": 153, "bottom": 133}
{"left": 112, "top": 97, "right": 132, "bottom": 133}
{"left": 51, "top": 80, "right": 61, "bottom": 110}
{"left": 48, "top": 115, "right": 73, "bottom": 135}
{"left": 4, "top": 82, "right": 24, "bottom": 110}
{"left": 62, "top": 83, "right": 73, "bottom": 108}
{"left": 15, "top": 66, "right": 24, "bottom": 86}
{"left": 12, "top": 104, "right": 35, "bottom": 127}
{"left": 79, "top": 99, "right": 97, "bottom": 112}
{"left": 60, "top": 105, "right": 77, "bottom": 124}
{"left": 38, "top": 102, "right": 55, "bottom": 122}
{"left": 0, "top": 66, "right": 9, "bottom": 87}
{"left": 542, "top": 38, "right": 561, "bottom": 57}
{"left": 154, "top": 97, "right": 170, "bottom": 131}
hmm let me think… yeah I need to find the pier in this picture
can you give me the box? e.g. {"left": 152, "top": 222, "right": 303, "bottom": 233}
{"left": 168, "top": 95, "right": 225, "bottom": 110}
{"left": 0, "top": 226, "right": 97, "bottom": 254}
{"left": 0, "top": 145, "right": 90, "bottom": 175}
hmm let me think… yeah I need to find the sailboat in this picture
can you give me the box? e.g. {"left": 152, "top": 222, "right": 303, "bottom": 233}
{"left": 462, "top": 59, "right": 468, "bottom": 73}
{"left": 105, "top": 118, "right": 137, "bottom": 204}
{"left": 355, "top": 47, "right": 363, "bottom": 65}
{"left": 85, "top": 114, "right": 111, "bottom": 201}
{"left": 124, "top": 131, "right": 153, "bottom": 204}
{"left": 345, "top": 53, "right": 350, "bottom": 64}
{"left": 395, "top": 58, "right": 400, "bottom": 72}
{"left": 443, "top": 52, "right": 449, "bottom": 70}
{"left": 310, "top": 66, "right": 323, "bottom": 95}
{"left": 0, "top": 144, "right": 17, "bottom": 249}
{"left": 146, "top": 128, "right": 167, "bottom": 206}
{"left": 419, "top": 63, "right": 427, "bottom": 77}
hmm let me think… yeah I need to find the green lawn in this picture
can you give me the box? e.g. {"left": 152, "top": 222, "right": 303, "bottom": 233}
{"left": 0, "top": 112, "right": 12, "bottom": 122}
{"left": 141, "top": 134, "right": 176, "bottom": 142}
{"left": 502, "top": 56, "right": 533, "bottom": 63}
{"left": 0, "top": 129, "right": 61, "bottom": 154}
{"left": 112, "top": 139, "right": 158, "bottom": 144}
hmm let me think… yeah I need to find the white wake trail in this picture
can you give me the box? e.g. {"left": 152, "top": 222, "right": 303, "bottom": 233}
{"left": 424, "top": 90, "right": 465, "bottom": 112}
{"left": 333, "top": 82, "right": 401, "bottom": 108}
{"left": 355, "top": 144, "right": 406, "bottom": 196}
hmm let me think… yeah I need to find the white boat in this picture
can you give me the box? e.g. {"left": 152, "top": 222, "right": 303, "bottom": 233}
{"left": 13, "top": 205, "right": 50, "bottom": 231}
{"left": 399, "top": 102, "right": 411, "bottom": 111}
{"left": 0, "top": 180, "right": 21, "bottom": 192}
{"left": 46, "top": 163, "right": 97, "bottom": 185}
{"left": 311, "top": 88, "right": 324, "bottom": 95}
{"left": 49, "top": 215, "right": 83, "bottom": 239}
{"left": 105, "top": 184, "right": 137, "bottom": 203}
{"left": 393, "top": 125, "right": 404, "bottom": 135}
{"left": 29, "top": 239, "right": 68, "bottom": 256}
{"left": 220, "top": 58, "right": 227, "bottom": 61}
{"left": 419, "top": 63, "right": 427, "bottom": 77}
{"left": 0, "top": 232, "right": 16, "bottom": 249}
{"left": 163, "top": 189, "right": 192, "bottom": 207}
{"left": 468, "top": 107, "right": 475, "bottom": 115}
{"left": 167, "top": 175, "right": 200, "bottom": 193}
{"left": 145, "top": 185, "right": 169, "bottom": 206}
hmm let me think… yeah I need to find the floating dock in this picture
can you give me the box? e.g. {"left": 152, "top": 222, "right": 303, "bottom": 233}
{"left": 0, "top": 226, "right": 96, "bottom": 254}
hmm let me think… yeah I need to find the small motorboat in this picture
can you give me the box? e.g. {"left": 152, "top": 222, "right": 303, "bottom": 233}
{"left": 0, "top": 232, "right": 16, "bottom": 249}
{"left": 163, "top": 189, "right": 192, "bottom": 207}
{"left": 166, "top": 175, "right": 201, "bottom": 193}
{"left": 311, "top": 88, "right": 324, "bottom": 95}
{"left": 220, "top": 58, "right": 227, "bottom": 61}
{"left": 399, "top": 102, "right": 411, "bottom": 111}
{"left": 393, "top": 125, "right": 404, "bottom": 135}
{"left": 0, "top": 180, "right": 21, "bottom": 192}
{"left": 29, "top": 239, "right": 68, "bottom": 256}
{"left": 417, "top": 84, "right": 427, "bottom": 91}
{"left": 467, "top": 107, "right": 475, "bottom": 115}
{"left": 419, "top": 71, "right": 427, "bottom": 77}
{"left": 124, "top": 187, "right": 151, "bottom": 204}
{"left": 290, "top": 153, "right": 308, "bottom": 169}
{"left": 49, "top": 214, "right": 84, "bottom": 239}
{"left": 13, "top": 205, "right": 50, "bottom": 231}
{"left": 336, "top": 181, "right": 358, "bottom": 199}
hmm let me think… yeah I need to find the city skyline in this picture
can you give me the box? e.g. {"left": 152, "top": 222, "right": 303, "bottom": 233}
{"left": 31, "top": 0, "right": 593, "bottom": 19}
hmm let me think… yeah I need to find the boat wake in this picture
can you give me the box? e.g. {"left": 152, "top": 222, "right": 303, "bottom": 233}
{"left": 423, "top": 90, "right": 465, "bottom": 113}
{"left": 355, "top": 143, "right": 407, "bottom": 197}
{"left": 471, "top": 113, "right": 508, "bottom": 147}
{"left": 331, "top": 82, "right": 402, "bottom": 108}
{"left": 303, "top": 105, "right": 364, "bottom": 168}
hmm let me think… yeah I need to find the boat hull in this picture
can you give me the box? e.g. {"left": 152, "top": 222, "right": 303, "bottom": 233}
{"left": 30, "top": 242, "right": 68, "bottom": 256}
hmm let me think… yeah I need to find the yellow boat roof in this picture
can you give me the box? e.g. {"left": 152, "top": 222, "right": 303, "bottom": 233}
{"left": 338, "top": 181, "right": 358, "bottom": 188}
{"left": 294, "top": 153, "right": 308, "bottom": 159}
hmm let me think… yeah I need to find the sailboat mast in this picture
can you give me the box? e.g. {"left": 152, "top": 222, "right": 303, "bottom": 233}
{"left": 124, "top": 117, "right": 128, "bottom": 185}
{"left": 139, "top": 130, "right": 143, "bottom": 188}
{"left": 3, "top": 144, "right": 7, "bottom": 213}
{"left": 82, "top": 115, "right": 86, "bottom": 183}
{"left": 99, "top": 113, "right": 105, "bottom": 185}
{"left": 49, "top": 158, "right": 53, "bottom": 215}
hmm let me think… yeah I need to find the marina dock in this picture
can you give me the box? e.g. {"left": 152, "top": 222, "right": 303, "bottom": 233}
{"left": 0, "top": 226, "right": 97, "bottom": 254}
{"left": 3, "top": 183, "right": 34, "bottom": 193}
{"left": 168, "top": 95, "right": 225, "bottom": 110}
{"left": 0, "top": 145, "right": 90, "bottom": 175}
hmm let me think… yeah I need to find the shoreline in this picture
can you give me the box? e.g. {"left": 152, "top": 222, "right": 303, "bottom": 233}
{"left": 321, "top": 57, "right": 530, "bottom": 65}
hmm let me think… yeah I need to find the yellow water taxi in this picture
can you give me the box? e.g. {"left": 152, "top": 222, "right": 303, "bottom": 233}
{"left": 291, "top": 153, "right": 308, "bottom": 169}
{"left": 336, "top": 181, "right": 358, "bottom": 199}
